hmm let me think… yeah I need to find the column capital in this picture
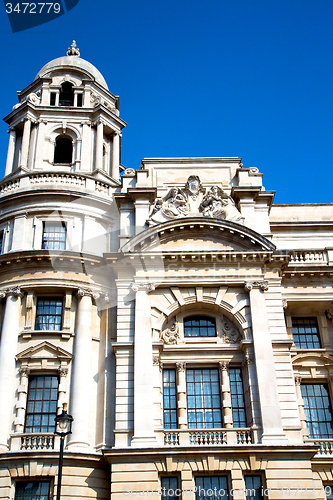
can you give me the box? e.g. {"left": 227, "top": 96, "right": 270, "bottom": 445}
{"left": 242, "top": 353, "right": 255, "bottom": 366}
{"left": 0, "top": 286, "right": 24, "bottom": 299}
{"left": 58, "top": 366, "right": 69, "bottom": 377}
{"left": 76, "top": 287, "right": 100, "bottom": 300}
{"left": 7, "top": 127, "right": 16, "bottom": 133}
{"left": 244, "top": 280, "right": 269, "bottom": 292}
{"left": 295, "top": 375, "right": 302, "bottom": 386}
{"left": 19, "top": 366, "right": 30, "bottom": 377}
{"left": 153, "top": 356, "right": 163, "bottom": 371}
{"left": 176, "top": 362, "right": 186, "bottom": 373}
{"left": 131, "top": 282, "right": 156, "bottom": 294}
{"left": 282, "top": 299, "right": 288, "bottom": 310}
{"left": 219, "top": 361, "right": 229, "bottom": 373}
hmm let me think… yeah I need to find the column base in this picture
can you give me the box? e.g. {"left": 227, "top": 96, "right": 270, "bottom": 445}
{"left": 261, "top": 432, "right": 288, "bottom": 445}
{"left": 131, "top": 435, "right": 158, "bottom": 448}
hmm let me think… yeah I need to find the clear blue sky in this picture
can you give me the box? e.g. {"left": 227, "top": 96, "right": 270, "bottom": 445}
{"left": 0, "top": 0, "right": 332, "bottom": 203}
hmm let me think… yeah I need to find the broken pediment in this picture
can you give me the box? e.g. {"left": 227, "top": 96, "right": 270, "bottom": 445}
{"left": 121, "top": 218, "right": 276, "bottom": 254}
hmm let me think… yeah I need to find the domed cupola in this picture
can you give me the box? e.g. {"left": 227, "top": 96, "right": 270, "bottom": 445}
{"left": 3, "top": 41, "right": 126, "bottom": 181}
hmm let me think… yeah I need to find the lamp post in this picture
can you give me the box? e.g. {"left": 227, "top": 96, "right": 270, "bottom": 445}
{"left": 54, "top": 403, "right": 73, "bottom": 500}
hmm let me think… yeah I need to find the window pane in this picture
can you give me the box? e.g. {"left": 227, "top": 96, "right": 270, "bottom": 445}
{"left": 292, "top": 318, "right": 321, "bottom": 349}
{"left": 184, "top": 316, "right": 216, "bottom": 337}
{"left": 195, "top": 476, "right": 228, "bottom": 500}
{"left": 163, "top": 369, "right": 177, "bottom": 429}
{"left": 301, "top": 383, "right": 333, "bottom": 438}
{"left": 186, "top": 369, "right": 222, "bottom": 428}
{"left": 42, "top": 222, "right": 66, "bottom": 251}
{"left": 25, "top": 376, "right": 59, "bottom": 433}
{"left": 161, "top": 477, "right": 179, "bottom": 500}
{"left": 229, "top": 368, "right": 247, "bottom": 427}
{"left": 245, "top": 476, "right": 263, "bottom": 500}
{"left": 36, "top": 298, "right": 63, "bottom": 331}
{"left": 15, "top": 481, "right": 50, "bottom": 500}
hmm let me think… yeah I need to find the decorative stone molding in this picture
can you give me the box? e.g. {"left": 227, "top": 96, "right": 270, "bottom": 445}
{"left": 124, "top": 168, "right": 136, "bottom": 176}
{"left": 176, "top": 362, "right": 186, "bottom": 373}
{"left": 326, "top": 306, "right": 333, "bottom": 320}
{"left": 76, "top": 287, "right": 100, "bottom": 300}
{"left": 295, "top": 375, "right": 302, "bottom": 386}
{"left": 219, "top": 361, "right": 229, "bottom": 373}
{"left": 221, "top": 317, "right": 241, "bottom": 343}
{"left": 0, "top": 286, "right": 24, "bottom": 299}
{"left": 244, "top": 281, "right": 269, "bottom": 292}
{"left": 67, "top": 40, "right": 80, "bottom": 57}
{"left": 130, "top": 282, "right": 156, "bottom": 293}
{"left": 19, "top": 366, "right": 30, "bottom": 377}
{"left": 282, "top": 299, "right": 288, "bottom": 310}
{"left": 24, "top": 291, "right": 34, "bottom": 330}
{"left": 153, "top": 356, "right": 163, "bottom": 371}
{"left": 58, "top": 366, "right": 69, "bottom": 377}
{"left": 160, "top": 322, "right": 179, "bottom": 345}
{"left": 243, "top": 353, "right": 255, "bottom": 366}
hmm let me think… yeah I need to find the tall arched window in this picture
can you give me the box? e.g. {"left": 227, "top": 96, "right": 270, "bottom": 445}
{"left": 54, "top": 136, "right": 73, "bottom": 164}
{"left": 59, "top": 82, "right": 74, "bottom": 106}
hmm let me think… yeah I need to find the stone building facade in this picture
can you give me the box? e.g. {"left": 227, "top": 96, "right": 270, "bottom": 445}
{"left": 0, "top": 42, "right": 333, "bottom": 500}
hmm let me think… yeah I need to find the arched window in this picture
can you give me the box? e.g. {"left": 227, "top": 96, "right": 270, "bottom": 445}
{"left": 59, "top": 82, "right": 74, "bottom": 106}
{"left": 54, "top": 136, "right": 73, "bottom": 164}
{"left": 184, "top": 316, "right": 216, "bottom": 337}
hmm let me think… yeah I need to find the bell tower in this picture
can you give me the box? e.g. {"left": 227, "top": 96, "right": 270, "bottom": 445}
{"left": 4, "top": 41, "right": 126, "bottom": 181}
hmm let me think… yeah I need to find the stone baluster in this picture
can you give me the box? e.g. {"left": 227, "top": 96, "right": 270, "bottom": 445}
{"left": 131, "top": 282, "right": 157, "bottom": 447}
{"left": 176, "top": 362, "right": 187, "bottom": 429}
{"left": 5, "top": 128, "right": 16, "bottom": 176}
{"left": 219, "top": 361, "right": 233, "bottom": 428}
{"left": 0, "top": 287, "right": 24, "bottom": 450}
{"left": 245, "top": 281, "right": 287, "bottom": 444}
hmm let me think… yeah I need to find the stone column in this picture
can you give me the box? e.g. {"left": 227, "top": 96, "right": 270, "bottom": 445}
{"left": 57, "top": 366, "right": 69, "bottom": 413}
{"left": 0, "top": 287, "right": 23, "bottom": 450}
{"left": 219, "top": 361, "right": 233, "bottom": 428}
{"left": 245, "top": 281, "right": 287, "bottom": 444}
{"left": 134, "top": 199, "right": 152, "bottom": 235}
{"left": 131, "top": 282, "right": 157, "bottom": 447}
{"left": 80, "top": 122, "right": 91, "bottom": 171}
{"left": 295, "top": 375, "right": 308, "bottom": 437}
{"left": 14, "top": 367, "right": 30, "bottom": 433}
{"left": 67, "top": 289, "right": 97, "bottom": 449}
{"left": 111, "top": 132, "right": 120, "bottom": 179}
{"left": 176, "top": 362, "right": 187, "bottom": 429}
{"left": 20, "top": 118, "right": 31, "bottom": 169}
{"left": 95, "top": 120, "right": 104, "bottom": 171}
{"left": 35, "top": 120, "right": 46, "bottom": 168}
{"left": 5, "top": 128, "right": 16, "bottom": 176}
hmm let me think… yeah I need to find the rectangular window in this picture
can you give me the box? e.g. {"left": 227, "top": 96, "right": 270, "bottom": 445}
{"left": 25, "top": 376, "right": 59, "bottom": 433}
{"left": 187, "top": 368, "right": 222, "bottom": 428}
{"left": 195, "top": 476, "right": 228, "bottom": 500}
{"left": 42, "top": 222, "right": 66, "bottom": 250}
{"left": 77, "top": 93, "right": 83, "bottom": 107}
{"left": 184, "top": 316, "right": 216, "bottom": 337}
{"left": 50, "top": 92, "right": 56, "bottom": 106}
{"left": 292, "top": 317, "right": 321, "bottom": 349}
{"left": 161, "top": 477, "right": 179, "bottom": 500}
{"left": 245, "top": 476, "right": 263, "bottom": 500}
{"left": 15, "top": 481, "right": 51, "bottom": 500}
{"left": 163, "top": 369, "right": 177, "bottom": 429}
{"left": 36, "top": 298, "right": 63, "bottom": 331}
{"left": 229, "top": 368, "right": 246, "bottom": 427}
{"left": 0, "top": 230, "right": 4, "bottom": 254}
{"left": 301, "top": 383, "right": 333, "bottom": 438}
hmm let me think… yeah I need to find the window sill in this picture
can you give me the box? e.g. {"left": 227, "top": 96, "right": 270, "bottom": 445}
{"left": 20, "top": 329, "right": 74, "bottom": 340}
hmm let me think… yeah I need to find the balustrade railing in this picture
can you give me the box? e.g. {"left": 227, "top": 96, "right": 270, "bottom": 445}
{"left": 309, "top": 439, "right": 333, "bottom": 455}
{"left": 20, "top": 433, "right": 55, "bottom": 450}
{"left": 289, "top": 250, "right": 327, "bottom": 265}
{"left": 163, "top": 428, "right": 253, "bottom": 446}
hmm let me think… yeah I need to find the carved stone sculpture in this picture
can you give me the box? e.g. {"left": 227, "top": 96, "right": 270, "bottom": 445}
{"left": 160, "top": 322, "right": 180, "bottom": 345}
{"left": 200, "top": 186, "right": 244, "bottom": 222}
{"left": 221, "top": 317, "right": 241, "bottom": 343}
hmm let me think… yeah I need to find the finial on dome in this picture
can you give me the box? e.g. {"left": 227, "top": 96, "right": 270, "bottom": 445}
{"left": 67, "top": 40, "right": 80, "bottom": 57}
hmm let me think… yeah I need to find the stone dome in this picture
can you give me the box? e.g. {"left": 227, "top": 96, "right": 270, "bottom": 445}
{"left": 35, "top": 41, "right": 108, "bottom": 90}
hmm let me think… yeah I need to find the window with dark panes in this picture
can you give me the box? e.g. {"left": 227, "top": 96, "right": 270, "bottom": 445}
{"left": 77, "top": 93, "right": 83, "bottom": 107}
{"left": 15, "top": 481, "right": 51, "bottom": 500}
{"left": 42, "top": 222, "right": 66, "bottom": 250}
{"left": 161, "top": 477, "right": 179, "bottom": 500}
{"left": 184, "top": 316, "right": 216, "bottom": 337}
{"left": 59, "top": 82, "right": 74, "bottom": 106}
{"left": 229, "top": 367, "right": 247, "bottom": 427}
{"left": 25, "top": 376, "right": 59, "bottom": 433}
{"left": 163, "top": 369, "right": 177, "bottom": 429}
{"left": 0, "top": 230, "right": 4, "bottom": 254}
{"left": 301, "top": 383, "right": 333, "bottom": 438}
{"left": 50, "top": 92, "right": 56, "bottom": 106}
{"left": 292, "top": 317, "right": 321, "bottom": 349}
{"left": 195, "top": 476, "right": 229, "bottom": 500}
{"left": 53, "top": 137, "right": 73, "bottom": 164}
{"left": 245, "top": 476, "right": 263, "bottom": 500}
{"left": 187, "top": 368, "right": 222, "bottom": 428}
{"left": 36, "top": 297, "right": 63, "bottom": 331}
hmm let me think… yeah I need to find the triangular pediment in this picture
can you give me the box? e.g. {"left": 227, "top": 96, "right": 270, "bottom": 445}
{"left": 16, "top": 341, "right": 72, "bottom": 362}
{"left": 121, "top": 218, "right": 275, "bottom": 254}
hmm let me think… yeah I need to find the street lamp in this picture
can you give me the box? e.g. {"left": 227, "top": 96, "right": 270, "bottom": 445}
{"left": 54, "top": 403, "right": 73, "bottom": 500}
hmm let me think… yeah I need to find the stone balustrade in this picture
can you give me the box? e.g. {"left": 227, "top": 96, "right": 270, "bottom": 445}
{"left": 20, "top": 433, "right": 55, "bottom": 450}
{"left": 310, "top": 439, "right": 333, "bottom": 455}
{"left": 163, "top": 427, "right": 253, "bottom": 447}
{"left": 289, "top": 250, "right": 328, "bottom": 265}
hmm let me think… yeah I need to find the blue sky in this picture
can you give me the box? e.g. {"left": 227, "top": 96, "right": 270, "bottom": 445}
{"left": 0, "top": 0, "right": 332, "bottom": 203}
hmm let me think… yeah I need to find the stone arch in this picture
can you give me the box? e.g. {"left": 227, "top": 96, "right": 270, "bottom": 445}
{"left": 48, "top": 124, "right": 80, "bottom": 166}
